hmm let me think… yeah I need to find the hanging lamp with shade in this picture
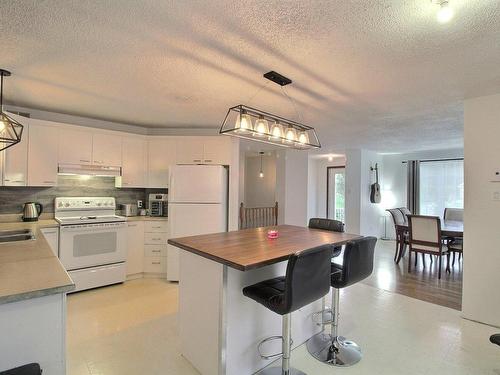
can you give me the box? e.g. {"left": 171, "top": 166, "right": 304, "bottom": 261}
{"left": 219, "top": 71, "right": 321, "bottom": 150}
{"left": 0, "top": 69, "right": 24, "bottom": 152}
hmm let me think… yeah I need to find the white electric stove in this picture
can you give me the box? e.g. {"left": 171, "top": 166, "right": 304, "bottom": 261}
{"left": 55, "top": 197, "right": 127, "bottom": 292}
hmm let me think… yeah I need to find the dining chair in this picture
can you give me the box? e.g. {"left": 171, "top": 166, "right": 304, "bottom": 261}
{"left": 387, "top": 208, "right": 408, "bottom": 263}
{"left": 398, "top": 207, "right": 411, "bottom": 225}
{"left": 407, "top": 215, "right": 450, "bottom": 279}
{"left": 443, "top": 208, "right": 464, "bottom": 222}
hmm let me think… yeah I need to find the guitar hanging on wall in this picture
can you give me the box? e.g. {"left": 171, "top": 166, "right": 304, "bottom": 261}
{"left": 370, "top": 163, "right": 381, "bottom": 204}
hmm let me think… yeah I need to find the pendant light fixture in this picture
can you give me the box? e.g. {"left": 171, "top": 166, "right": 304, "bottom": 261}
{"left": 432, "top": 0, "right": 454, "bottom": 23}
{"left": 0, "top": 69, "right": 24, "bottom": 152}
{"left": 258, "top": 151, "right": 264, "bottom": 178}
{"left": 219, "top": 71, "right": 321, "bottom": 150}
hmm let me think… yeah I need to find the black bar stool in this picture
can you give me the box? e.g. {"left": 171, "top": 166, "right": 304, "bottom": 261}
{"left": 243, "top": 244, "right": 334, "bottom": 375}
{"left": 306, "top": 236, "right": 377, "bottom": 367}
{"left": 0, "top": 363, "right": 42, "bottom": 375}
{"left": 308, "top": 219, "right": 344, "bottom": 331}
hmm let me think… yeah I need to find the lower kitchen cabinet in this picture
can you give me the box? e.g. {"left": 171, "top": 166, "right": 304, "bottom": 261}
{"left": 126, "top": 221, "right": 144, "bottom": 276}
{"left": 125, "top": 219, "right": 168, "bottom": 278}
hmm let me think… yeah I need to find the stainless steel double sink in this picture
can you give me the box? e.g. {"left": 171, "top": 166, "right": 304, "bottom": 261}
{"left": 0, "top": 229, "right": 36, "bottom": 243}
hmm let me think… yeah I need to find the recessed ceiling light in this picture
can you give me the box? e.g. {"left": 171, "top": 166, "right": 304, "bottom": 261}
{"left": 433, "top": 0, "right": 454, "bottom": 23}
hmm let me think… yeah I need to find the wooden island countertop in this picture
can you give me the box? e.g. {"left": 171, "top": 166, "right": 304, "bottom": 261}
{"left": 168, "top": 224, "right": 362, "bottom": 271}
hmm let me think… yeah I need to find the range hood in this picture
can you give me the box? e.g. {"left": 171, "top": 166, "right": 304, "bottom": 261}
{"left": 58, "top": 163, "right": 121, "bottom": 177}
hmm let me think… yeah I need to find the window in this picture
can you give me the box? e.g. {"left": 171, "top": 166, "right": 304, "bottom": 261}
{"left": 419, "top": 159, "right": 464, "bottom": 218}
{"left": 327, "top": 167, "right": 345, "bottom": 223}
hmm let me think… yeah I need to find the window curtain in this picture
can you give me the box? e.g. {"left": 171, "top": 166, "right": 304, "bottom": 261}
{"left": 407, "top": 160, "right": 420, "bottom": 214}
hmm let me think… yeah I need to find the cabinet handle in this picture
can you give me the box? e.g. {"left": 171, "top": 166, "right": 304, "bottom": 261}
{"left": 14, "top": 180, "right": 24, "bottom": 183}
{"left": 4, "top": 179, "right": 10, "bottom": 181}
{"left": 152, "top": 226, "right": 162, "bottom": 229}
{"left": 152, "top": 238, "right": 162, "bottom": 241}
{"left": 152, "top": 262, "right": 161, "bottom": 265}
{"left": 80, "top": 159, "right": 90, "bottom": 163}
{"left": 193, "top": 159, "right": 202, "bottom": 163}
{"left": 204, "top": 159, "right": 212, "bottom": 162}
{"left": 43, "top": 181, "right": 55, "bottom": 184}
{"left": 152, "top": 250, "right": 161, "bottom": 253}
{"left": 94, "top": 160, "right": 103, "bottom": 164}
{"left": 128, "top": 224, "right": 138, "bottom": 227}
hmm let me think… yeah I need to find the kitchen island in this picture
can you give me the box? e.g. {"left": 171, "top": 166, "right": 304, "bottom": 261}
{"left": 0, "top": 220, "right": 74, "bottom": 374}
{"left": 168, "top": 224, "right": 361, "bottom": 375}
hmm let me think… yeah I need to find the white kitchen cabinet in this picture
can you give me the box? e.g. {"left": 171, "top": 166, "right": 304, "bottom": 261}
{"left": 176, "top": 137, "right": 204, "bottom": 164}
{"left": 148, "top": 138, "right": 176, "bottom": 188}
{"left": 2, "top": 123, "right": 29, "bottom": 186}
{"left": 27, "top": 123, "right": 59, "bottom": 186}
{"left": 40, "top": 227, "right": 59, "bottom": 256}
{"left": 58, "top": 127, "right": 93, "bottom": 165}
{"left": 144, "top": 219, "right": 168, "bottom": 276}
{"left": 203, "top": 137, "right": 231, "bottom": 165}
{"left": 92, "top": 133, "right": 122, "bottom": 166}
{"left": 116, "top": 137, "right": 147, "bottom": 188}
{"left": 126, "top": 221, "right": 144, "bottom": 276}
{"left": 176, "top": 137, "right": 231, "bottom": 165}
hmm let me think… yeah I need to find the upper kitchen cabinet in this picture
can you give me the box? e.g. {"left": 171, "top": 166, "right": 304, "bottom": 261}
{"left": 116, "top": 137, "right": 147, "bottom": 188}
{"left": 92, "top": 133, "right": 122, "bottom": 166}
{"left": 58, "top": 127, "right": 92, "bottom": 165}
{"left": 176, "top": 138, "right": 204, "bottom": 164}
{"left": 28, "top": 122, "right": 59, "bottom": 186}
{"left": 2, "top": 122, "right": 29, "bottom": 186}
{"left": 148, "top": 138, "right": 176, "bottom": 188}
{"left": 203, "top": 137, "right": 231, "bottom": 165}
{"left": 176, "top": 137, "right": 231, "bottom": 165}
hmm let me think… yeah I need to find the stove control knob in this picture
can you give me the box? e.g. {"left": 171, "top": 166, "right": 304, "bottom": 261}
{"left": 58, "top": 202, "right": 63, "bottom": 207}
{"left": 97, "top": 202, "right": 102, "bottom": 207}
{"left": 103, "top": 202, "right": 108, "bottom": 206}
{"left": 64, "top": 203, "right": 70, "bottom": 207}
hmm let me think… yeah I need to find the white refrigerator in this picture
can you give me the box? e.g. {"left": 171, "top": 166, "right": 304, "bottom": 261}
{"left": 167, "top": 165, "right": 228, "bottom": 281}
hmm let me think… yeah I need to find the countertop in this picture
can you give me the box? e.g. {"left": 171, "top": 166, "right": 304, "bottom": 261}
{"left": 168, "top": 225, "right": 361, "bottom": 271}
{"left": 126, "top": 216, "right": 168, "bottom": 222}
{"left": 0, "top": 220, "right": 75, "bottom": 305}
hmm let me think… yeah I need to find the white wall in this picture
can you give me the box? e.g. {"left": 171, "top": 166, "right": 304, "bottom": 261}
{"left": 244, "top": 153, "right": 276, "bottom": 207}
{"left": 276, "top": 150, "right": 309, "bottom": 226}
{"left": 462, "top": 93, "right": 500, "bottom": 327}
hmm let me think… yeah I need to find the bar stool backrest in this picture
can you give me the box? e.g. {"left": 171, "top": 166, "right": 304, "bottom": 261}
{"left": 308, "top": 218, "right": 344, "bottom": 232}
{"left": 284, "top": 244, "right": 333, "bottom": 313}
{"left": 332, "top": 237, "right": 377, "bottom": 288}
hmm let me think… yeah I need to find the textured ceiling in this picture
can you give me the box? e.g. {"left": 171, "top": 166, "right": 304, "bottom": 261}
{"left": 1, "top": 0, "right": 499, "bottom": 152}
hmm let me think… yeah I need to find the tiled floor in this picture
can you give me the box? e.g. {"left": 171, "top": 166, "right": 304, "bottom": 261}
{"left": 67, "top": 255, "right": 499, "bottom": 375}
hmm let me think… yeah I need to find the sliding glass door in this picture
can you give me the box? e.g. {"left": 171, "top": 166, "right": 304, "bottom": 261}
{"left": 419, "top": 159, "right": 464, "bottom": 218}
{"left": 327, "top": 167, "right": 345, "bottom": 222}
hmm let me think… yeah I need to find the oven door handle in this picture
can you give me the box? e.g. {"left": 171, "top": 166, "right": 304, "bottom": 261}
{"left": 60, "top": 222, "right": 127, "bottom": 232}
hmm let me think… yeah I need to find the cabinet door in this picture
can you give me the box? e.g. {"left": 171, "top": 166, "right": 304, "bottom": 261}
{"left": 203, "top": 137, "right": 231, "bottom": 165}
{"left": 40, "top": 227, "right": 59, "bottom": 256}
{"left": 3, "top": 123, "right": 29, "bottom": 186}
{"left": 176, "top": 138, "right": 204, "bottom": 164}
{"left": 58, "top": 128, "right": 92, "bottom": 165}
{"left": 148, "top": 138, "right": 176, "bottom": 188}
{"left": 118, "top": 137, "right": 146, "bottom": 188}
{"left": 28, "top": 124, "right": 59, "bottom": 186}
{"left": 126, "top": 221, "right": 144, "bottom": 276}
{"left": 92, "top": 133, "right": 122, "bottom": 166}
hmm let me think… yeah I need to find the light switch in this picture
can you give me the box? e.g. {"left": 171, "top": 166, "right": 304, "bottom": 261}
{"left": 493, "top": 191, "right": 500, "bottom": 201}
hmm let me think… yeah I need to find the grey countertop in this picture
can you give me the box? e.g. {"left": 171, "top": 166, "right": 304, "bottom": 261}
{"left": 0, "top": 220, "right": 75, "bottom": 305}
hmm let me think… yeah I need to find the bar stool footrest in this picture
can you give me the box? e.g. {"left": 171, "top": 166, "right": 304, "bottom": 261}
{"left": 312, "top": 308, "right": 333, "bottom": 326}
{"left": 257, "top": 335, "right": 294, "bottom": 360}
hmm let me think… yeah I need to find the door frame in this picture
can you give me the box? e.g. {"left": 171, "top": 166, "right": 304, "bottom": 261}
{"left": 326, "top": 166, "right": 346, "bottom": 220}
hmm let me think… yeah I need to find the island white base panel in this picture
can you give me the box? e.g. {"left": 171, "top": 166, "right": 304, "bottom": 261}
{"left": 179, "top": 252, "right": 323, "bottom": 375}
{"left": 0, "top": 293, "right": 67, "bottom": 374}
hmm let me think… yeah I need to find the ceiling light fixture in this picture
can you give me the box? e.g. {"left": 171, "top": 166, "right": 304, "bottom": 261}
{"left": 219, "top": 71, "right": 321, "bottom": 150}
{"left": 433, "top": 0, "right": 454, "bottom": 23}
{"left": 0, "top": 69, "right": 24, "bottom": 152}
{"left": 259, "top": 151, "right": 264, "bottom": 178}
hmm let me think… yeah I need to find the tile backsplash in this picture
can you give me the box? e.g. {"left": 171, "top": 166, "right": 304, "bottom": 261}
{"left": 0, "top": 176, "right": 166, "bottom": 214}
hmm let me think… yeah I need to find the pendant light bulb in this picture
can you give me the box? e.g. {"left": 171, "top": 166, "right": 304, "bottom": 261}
{"left": 259, "top": 171, "right": 264, "bottom": 178}
{"left": 285, "top": 126, "right": 297, "bottom": 142}
{"left": 297, "top": 131, "right": 309, "bottom": 145}
{"left": 328, "top": 155, "right": 333, "bottom": 162}
{"left": 235, "top": 110, "right": 253, "bottom": 132}
{"left": 437, "top": 1, "right": 453, "bottom": 23}
{"left": 254, "top": 115, "right": 269, "bottom": 137}
{"left": 258, "top": 151, "right": 264, "bottom": 178}
{"left": 270, "top": 121, "right": 283, "bottom": 139}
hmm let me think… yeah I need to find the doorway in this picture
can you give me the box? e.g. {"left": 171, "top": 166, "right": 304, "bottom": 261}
{"left": 326, "top": 166, "right": 345, "bottom": 223}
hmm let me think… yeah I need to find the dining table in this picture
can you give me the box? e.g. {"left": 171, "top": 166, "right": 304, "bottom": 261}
{"left": 168, "top": 224, "right": 361, "bottom": 375}
{"left": 395, "top": 220, "right": 463, "bottom": 263}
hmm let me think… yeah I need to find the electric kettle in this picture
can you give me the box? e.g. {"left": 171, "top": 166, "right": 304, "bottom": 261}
{"left": 22, "top": 202, "right": 43, "bottom": 222}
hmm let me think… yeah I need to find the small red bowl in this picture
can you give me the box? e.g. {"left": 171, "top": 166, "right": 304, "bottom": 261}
{"left": 267, "top": 230, "right": 279, "bottom": 239}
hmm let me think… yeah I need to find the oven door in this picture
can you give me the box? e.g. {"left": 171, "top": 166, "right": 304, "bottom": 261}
{"left": 59, "top": 222, "right": 126, "bottom": 270}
